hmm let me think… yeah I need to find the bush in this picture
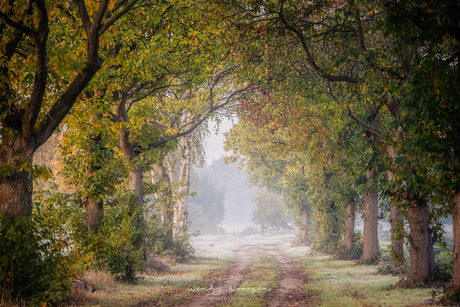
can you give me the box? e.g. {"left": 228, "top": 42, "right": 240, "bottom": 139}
{"left": 351, "top": 232, "right": 364, "bottom": 260}
{"left": 0, "top": 214, "right": 74, "bottom": 305}
{"left": 336, "top": 232, "right": 363, "bottom": 260}
{"left": 144, "top": 218, "right": 196, "bottom": 264}
{"left": 78, "top": 206, "right": 143, "bottom": 283}
{"left": 376, "top": 246, "right": 407, "bottom": 276}
{"left": 433, "top": 244, "right": 453, "bottom": 282}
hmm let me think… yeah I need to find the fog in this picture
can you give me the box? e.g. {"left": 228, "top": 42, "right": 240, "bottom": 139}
{"left": 190, "top": 118, "right": 257, "bottom": 233}
{"left": 189, "top": 156, "right": 257, "bottom": 233}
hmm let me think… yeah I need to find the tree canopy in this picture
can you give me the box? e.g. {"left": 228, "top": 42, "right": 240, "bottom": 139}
{"left": 1, "top": 0, "right": 460, "bottom": 304}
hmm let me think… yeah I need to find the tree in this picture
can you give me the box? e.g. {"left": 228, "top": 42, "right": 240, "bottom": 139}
{"left": 174, "top": 112, "right": 193, "bottom": 241}
{"left": 252, "top": 188, "right": 291, "bottom": 233}
{"left": 216, "top": 0, "right": 459, "bottom": 283}
{"left": 0, "top": 0, "right": 143, "bottom": 218}
{"left": 188, "top": 169, "right": 226, "bottom": 233}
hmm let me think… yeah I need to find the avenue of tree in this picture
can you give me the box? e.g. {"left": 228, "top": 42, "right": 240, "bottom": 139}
{"left": 0, "top": 0, "right": 459, "bottom": 304}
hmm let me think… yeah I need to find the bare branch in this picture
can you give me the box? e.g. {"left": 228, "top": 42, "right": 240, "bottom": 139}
{"left": 344, "top": 106, "right": 384, "bottom": 138}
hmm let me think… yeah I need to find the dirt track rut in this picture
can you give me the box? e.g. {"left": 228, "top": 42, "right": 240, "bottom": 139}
{"left": 179, "top": 244, "right": 312, "bottom": 307}
{"left": 179, "top": 245, "right": 260, "bottom": 306}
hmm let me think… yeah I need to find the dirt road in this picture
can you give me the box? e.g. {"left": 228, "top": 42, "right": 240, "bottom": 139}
{"left": 177, "top": 244, "right": 313, "bottom": 307}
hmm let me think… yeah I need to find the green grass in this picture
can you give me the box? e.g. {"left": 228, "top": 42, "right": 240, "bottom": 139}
{"left": 302, "top": 255, "right": 439, "bottom": 306}
{"left": 220, "top": 256, "right": 280, "bottom": 307}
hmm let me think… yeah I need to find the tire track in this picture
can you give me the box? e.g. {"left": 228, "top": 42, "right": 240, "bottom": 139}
{"left": 136, "top": 243, "right": 313, "bottom": 307}
{"left": 177, "top": 245, "right": 263, "bottom": 307}
{"left": 264, "top": 245, "right": 313, "bottom": 306}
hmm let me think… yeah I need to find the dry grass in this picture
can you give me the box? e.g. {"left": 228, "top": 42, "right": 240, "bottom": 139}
{"left": 67, "top": 257, "right": 228, "bottom": 306}
{"left": 84, "top": 270, "right": 117, "bottom": 291}
{"left": 0, "top": 295, "right": 27, "bottom": 307}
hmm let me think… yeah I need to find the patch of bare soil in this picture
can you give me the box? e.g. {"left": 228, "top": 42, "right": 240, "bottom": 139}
{"left": 264, "top": 245, "right": 314, "bottom": 306}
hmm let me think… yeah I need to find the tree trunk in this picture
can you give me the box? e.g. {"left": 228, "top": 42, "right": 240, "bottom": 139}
{"left": 298, "top": 206, "right": 309, "bottom": 244}
{"left": 407, "top": 195, "right": 437, "bottom": 283}
{"left": 85, "top": 128, "right": 103, "bottom": 234}
{"left": 86, "top": 197, "right": 103, "bottom": 234}
{"left": 386, "top": 145, "right": 404, "bottom": 266}
{"left": 389, "top": 201, "right": 404, "bottom": 265}
{"left": 451, "top": 146, "right": 460, "bottom": 289}
{"left": 341, "top": 201, "right": 355, "bottom": 258}
{"left": 119, "top": 127, "right": 144, "bottom": 250}
{"left": 0, "top": 136, "right": 34, "bottom": 218}
{"left": 173, "top": 134, "right": 191, "bottom": 241}
{"left": 129, "top": 166, "right": 144, "bottom": 247}
{"left": 361, "top": 170, "right": 379, "bottom": 262}
{"left": 157, "top": 159, "right": 174, "bottom": 246}
{"left": 0, "top": 169, "right": 33, "bottom": 218}
{"left": 453, "top": 193, "right": 460, "bottom": 289}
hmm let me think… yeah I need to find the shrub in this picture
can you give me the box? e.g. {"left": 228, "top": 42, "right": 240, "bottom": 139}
{"left": 144, "top": 215, "right": 196, "bottom": 264}
{"left": 78, "top": 205, "right": 143, "bottom": 283}
{"left": 433, "top": 244, "right": 453, "bottom": 282}
{"left": 0, "top": 214, "right": 74, "bottom": 305}
{"left": 376, "top": 246, "right": 407, "bottom": 276}
{"left": 336, "top": 232, "right": 363, "bottom": 260}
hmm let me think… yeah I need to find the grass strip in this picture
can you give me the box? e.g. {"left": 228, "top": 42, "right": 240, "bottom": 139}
{"left": 302, "top": 255, "right": 439, "bottom": 306}
{"left": 219, "top": 256, "right": 280, "bottom": 307}
{"left": 79, "top": 257, "right": 229, "bottom": 306}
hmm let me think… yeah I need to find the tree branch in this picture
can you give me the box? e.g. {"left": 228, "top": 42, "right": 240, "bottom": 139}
{"left": 149, "top": 85, "right": 255, "bottom": 149}
{"left": 99, "top": 0, "right": 139, "bottom": 35}
{"left": 23, "top": 0, "right": 49, "bottom": 140}
{"left": 327, "top": 86, "right": 385, "bottom": 138}
{"left": 278, "top": 0, "right": 364, "bottom": 84}
{"left": 0, "top": 10, "right": 34, "bottom": 37}
{"left": 74, "top": 0, "right": 92, "bottom": 33}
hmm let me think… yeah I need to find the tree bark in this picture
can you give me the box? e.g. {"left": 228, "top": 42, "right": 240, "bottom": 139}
{"left": 389, "top": 201, "right": 404, "bottom": 265}
{"left": 361, "top": 170, "right": 380, "bottom": 261}
{"left": 298, "top": 206, "right": 309, "bottom": 244}
{"left": 128, "top": 166, "right": 144, "bottom": 251}
{"left": 85, "top": 124, "right": 104, "bottom": 234}
{"left": 119, "top": 126, "right": 144, "bottom": 249}
{"left": 0, "top": 165, "right": 33, "bottom": 218}
{"left": 451, "top": 145, "right": 460, "bottom": 289}
{"left": 173, "top": 133, "right": 191, "bottom": 241}
{"left": 386, "top": 145, "right": 404, "bottom": 265}
{"left": 157, "top": 159, "right": 174, "bottom": 246}
{"left": 341, "top": 201, "right": 355, "bottom": 258}
{"left": 0, "top": 136, "right": 34, "bottom": 218}
{"left": 453, "top": 193, "right": 460, "bottom": 289}
{"left": 86, "top": 197, "right": 103, "bottom": 234}
{"left": 407, "top": 195, "right": 437, "bottom": 282}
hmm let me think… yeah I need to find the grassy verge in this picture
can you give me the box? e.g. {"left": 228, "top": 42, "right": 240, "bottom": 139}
{"left": 302, "top": 255, "right": 440, "bottom": 306}
{"left": 73, "top": 257, "right": 228, "bottom": 306}
{"left": 220, "top": 256, "right": 280, "bottom": 307}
